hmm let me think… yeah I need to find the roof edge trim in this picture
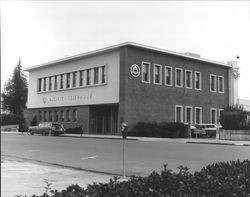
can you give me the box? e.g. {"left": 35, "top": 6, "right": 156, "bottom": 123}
{"left": 24, "top": 41, "right": 231, "bottom": 71}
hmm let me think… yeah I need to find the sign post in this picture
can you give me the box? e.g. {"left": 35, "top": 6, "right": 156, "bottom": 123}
{"left": 122, "top": 137, "right": 126, "bottom": 178}
{"left": 121, "top": 122, "right": 128, "bottom": 178}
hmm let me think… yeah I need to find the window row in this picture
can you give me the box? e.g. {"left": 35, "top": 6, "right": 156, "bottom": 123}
{"left": 37, "top": 65, "right": 107, "bottom": 92}
{"left": 141, "top": 62, "right": 224, "bottom": 93}
{"left": 142, "top": 62, "right": 202, "bottom": 90}
{"left": 38, "top": 109, "right": 78, "bottom": 123}
{"left": 210, "top": 74, "right": 225, "bottom": 93}
{"left": 175, "top": 105, "right": 224, "bottom": 125}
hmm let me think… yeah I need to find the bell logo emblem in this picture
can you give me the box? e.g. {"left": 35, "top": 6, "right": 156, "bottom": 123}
{"left": 130, "top": 64, "right": 140, "bottom": 77}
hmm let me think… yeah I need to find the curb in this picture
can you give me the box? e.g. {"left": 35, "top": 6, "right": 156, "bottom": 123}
{"left": 186, "top": 141, "right": 235, "bottom": 146}
{"left": 61, "top": 135, "right": 138, "bottom": 141}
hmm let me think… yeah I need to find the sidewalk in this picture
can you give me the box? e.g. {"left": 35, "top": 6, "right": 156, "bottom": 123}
{"left": 1, "top": 156, "right": 111, "bottom": 197}
{"left": 2, "top": 131, "right": 250, "bottom": 146}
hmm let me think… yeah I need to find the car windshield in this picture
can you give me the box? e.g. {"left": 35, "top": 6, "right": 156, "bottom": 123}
{"left": 207, "top": 125, "right": 215, "bottom": 128}
{"left": 196, "top": 125, "right": 203, "bottom": 129}
{"left": 52, "top": 124, "right": 61, "bottom": 129}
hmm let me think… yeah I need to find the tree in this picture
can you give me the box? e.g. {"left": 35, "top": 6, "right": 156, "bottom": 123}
{"left": 1, "top": 59, "right": 28, "bottom": 131}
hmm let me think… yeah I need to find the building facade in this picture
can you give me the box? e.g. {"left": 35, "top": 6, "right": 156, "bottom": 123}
{"left": 25, "top": 42, "right": 234, "bottom": 134}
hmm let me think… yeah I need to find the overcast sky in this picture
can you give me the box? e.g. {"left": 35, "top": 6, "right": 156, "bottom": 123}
{"left": 1, "top": 1, "right": 250, "bottom": 99}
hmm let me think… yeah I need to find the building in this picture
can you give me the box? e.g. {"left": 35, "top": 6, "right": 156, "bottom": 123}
{"left": 25, "top": 42, "right": 236, "bottom": 135}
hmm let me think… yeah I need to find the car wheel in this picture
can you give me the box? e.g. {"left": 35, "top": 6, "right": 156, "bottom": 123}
{"left": 30, "top": 131, "right": 34, "bottom": 135}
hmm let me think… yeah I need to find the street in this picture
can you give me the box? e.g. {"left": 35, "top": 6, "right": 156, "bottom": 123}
{"left": 2, "top": 133, "right": 249, "bottom": 176}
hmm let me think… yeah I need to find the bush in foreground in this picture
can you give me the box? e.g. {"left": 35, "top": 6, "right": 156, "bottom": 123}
{"left": 30, "top": 160, "right": 250, "bottom": 197}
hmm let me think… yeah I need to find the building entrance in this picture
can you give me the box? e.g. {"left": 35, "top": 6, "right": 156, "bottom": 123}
{"left": 90, "top": 105, "right": 118, "bottom": 134}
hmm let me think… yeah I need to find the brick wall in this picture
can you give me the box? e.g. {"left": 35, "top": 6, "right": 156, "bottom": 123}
{"left": 119, "top": 46, "right": 229, "bottom": 130}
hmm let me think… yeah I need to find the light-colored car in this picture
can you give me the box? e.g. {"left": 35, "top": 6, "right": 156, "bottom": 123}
{"left": 192, "top": 124, "right": 218, "bottom": 138}
{"left": 29, "top": 122, "right": 65, "bottom": 136}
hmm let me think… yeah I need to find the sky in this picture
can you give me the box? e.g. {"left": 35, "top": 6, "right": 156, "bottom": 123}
{"left": 1, "top": 1, "right": 250, "bottom": 99}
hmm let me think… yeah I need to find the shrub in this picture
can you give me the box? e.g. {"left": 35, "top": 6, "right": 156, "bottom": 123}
{"left": 128, "top": 121, "right": 187, "bottom": 138}
{"left": 220, "top": 104, "right": 247, "bottom": 130}
{"left": 65, "top": 126, "right": 83, "bottom": 134}
{"left": 30, "top": 160, "right": 250, "bottom": 197}
{"left": 30, "top": 116, "right": 38, "bottom": 126}
{"left": 0, "top": 113, "right": 19, "bottom": 125}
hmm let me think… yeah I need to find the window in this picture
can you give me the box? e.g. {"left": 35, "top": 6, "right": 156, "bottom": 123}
{"left": 94, "top": 67, "right": 99, "bottom": 84}
{"left": 101, "top": 66, "right": 106, "bottom": 84}
{"left": 165, "top": 66, "right": 172, "bottom": 86}
{"left": 54, "top": 110, "right": 58, "bottom": 122}
{"left": 210, "top": 108, "right": 217, "bottom": 124}
{"left": 60, "top": 110, "right": 64, "bottom": 122}
{"left": 60, "top": 74, "right": 64, "bottom": 89}
{"left": 185, "top": 106, "right": 193, "bottom": 124}
{"left": 49, "top": 111, "right": 52, "bottom": 121}
{"left": 66, "top": 110, "right": 70, "bottom": 122}
{"left": 195, "top": 107, "right": 202, "bottom": 124}
{"left": 218, "top": 109, "right": 224, "bottom": 123}
{"left": 38, "top": 111, "right": 42, "bottom": 122}
{"left": 194, "top": 71, "right": 201, "bottom": 90}
{"left": 210, "top": 74, "right": 216, "bottom": 92}
{"left": 86, "top": 69, "right": 91, "bottom": 85}
{"left": 54, "top": 76, "right": 58, "bottom": 90}
{"left": 49, "top": 77, "right": 52, "bottom": 91}
{"left": 218, "top": 76, "right": 224, "bottom": 93}
{"left": 142, "top": 62, "right": 150, "bottom": 83}
{"left": 43, "top": 78, "right": 47, "bottom": 91}
{"left": 79, "top": 71, "right": 84, "bottom": 86}
{"left": 185, "top": 70, "right": 192, "bottom": 89}
{"left": 153, "top": 64, "right": 162, "bottom": 84}
{"left": 43, "top": 111, "right": 47, "bottom": 122}
{"left": 72, "top": 72, "right": 77, "bottom": 87}
{"left": 66, "top": 73, "right": 70, "bottom": 88}
{"left": 38, "top": 79, "right": 42, "bottom": 92}
{"left": 175, "top": 105, "right": 183, "bottom": 122}
{"left": 175, "top": 68, "right": 183, "bottom": 87}
{"left": 73, "top": 109, "right": 77, "bottom": 122}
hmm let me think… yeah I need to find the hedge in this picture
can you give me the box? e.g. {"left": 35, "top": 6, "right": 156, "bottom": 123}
{"left": 128, "top": 122, "right": 188, "bottom": 138}
{"left": 65, "top": 127, "right": 83, "bottom": 134}
{"left": 220, "top": 104, "right": 247, "bottom": 130}
{"left": 29, "top": 160, "right": 250, "bottom": 197}
{"left": 0, "top": 113, "right": 19, "bottom": 125}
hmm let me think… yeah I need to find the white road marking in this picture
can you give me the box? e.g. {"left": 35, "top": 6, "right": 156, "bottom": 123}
{"left": 80, "top": 155, "right": 98, "bottom": 160}
{"left": 27, "top": 150, "right": 40, "bottom": 152}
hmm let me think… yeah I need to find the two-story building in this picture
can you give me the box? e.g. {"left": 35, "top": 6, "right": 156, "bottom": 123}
{"left": 25, "top": 42, "right": 236, "bottom": 135}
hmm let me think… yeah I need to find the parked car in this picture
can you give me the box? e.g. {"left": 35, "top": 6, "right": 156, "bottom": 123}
{"left": 192, "top": 124, "right": 218, "bottom": 138}
{"left": 29, "top": 122, "right": 65, "bottom": 136}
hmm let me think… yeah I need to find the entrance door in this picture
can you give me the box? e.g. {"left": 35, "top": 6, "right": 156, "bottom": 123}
{"left": 96, "top": 116, "right": 104, "bottom": 134}
{"left": 91, "top": 105, "right": 118, "bottom": 134}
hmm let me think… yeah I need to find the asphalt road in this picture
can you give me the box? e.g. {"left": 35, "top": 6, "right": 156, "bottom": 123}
{"left": 1, "top": 133, "right": 250, "bottom": 176}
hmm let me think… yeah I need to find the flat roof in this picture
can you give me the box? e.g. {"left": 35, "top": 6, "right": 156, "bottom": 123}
{"left": 25, "top": 41, "right": 231, "bottom": 71}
